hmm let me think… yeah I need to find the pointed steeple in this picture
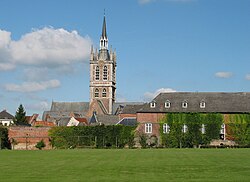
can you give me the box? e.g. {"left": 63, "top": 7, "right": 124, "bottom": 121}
{"left": 102, "top": 15, "right": 107, "bottom": 39}
{"left": 100, "top": 13, "right": 108, "bottom": 51}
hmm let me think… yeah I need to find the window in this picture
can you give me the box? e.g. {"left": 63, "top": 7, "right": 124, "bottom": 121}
{"left": 150, "top": 101, "right": 156, "bottom": 108}
{"left": 95, "top": 66, "right": 100, "bottom": 80}
{"left": 200, "top": 101, "right": 206, "bottom": 108}
{"left": 163, "top": 123, "right": 170, "bottom": 134}
{"left": 145, "top": 123, "right": 152, "bottom": 134}
{"left": 220, "top": 124, "right": 226, "bottom": 140}
{"left": 165, "top": 100, "right": 171, "bottom": 108}
{"left": 102, "top": 88, "right": 107, "bottom": 97}
{"left": 94, "top": 88, "right": 99, "bottom": 98}
{"left": 201, "top": 124, "right": 205, "bottom": 134}
{"left": 220, "top": 124, "right": 225, "bottom": 134}
{"left": 103, "top": 66, "right": 108, "bottom": 80}
{"left": 182, "top": 124, "right": 188, "bottom": 133}
{"left": 182, "top": 101, "right": 188, "bottom": 108}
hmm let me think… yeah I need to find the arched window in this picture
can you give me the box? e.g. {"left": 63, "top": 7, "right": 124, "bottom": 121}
{"left": 102, "top": 88, "right": 107, "bottom": 97}
{"left": 103, "top": 66, "right": 108, "bottom": 80}
{"left": 94, "top": 88, "right": 99, "bottom": 98}
{"left": 95, "top": 66, "right": 100, "bottom": 80}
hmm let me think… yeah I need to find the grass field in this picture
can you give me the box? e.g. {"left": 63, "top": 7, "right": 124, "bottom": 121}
{"left": 0, "top": 149, "right": 250, "bottom": 182}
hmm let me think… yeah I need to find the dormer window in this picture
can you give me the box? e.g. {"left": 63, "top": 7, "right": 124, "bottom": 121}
{"left": 165, "top": 100, "right": 171, "bottom": 108}
{"left": 200, "top": 101, "right": 206, "bottom": 108}
{"left": 182, "top": 101, "right": 188, "bottom": 108}
{"left": 150, "top": 101, "right": 156, "bottom": 108}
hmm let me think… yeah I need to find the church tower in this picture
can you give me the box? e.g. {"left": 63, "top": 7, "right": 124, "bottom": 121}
{"left": 89, "top": 15, "right": 117, "bottom": 115}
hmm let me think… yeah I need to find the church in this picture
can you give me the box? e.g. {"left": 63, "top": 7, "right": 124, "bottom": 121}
{"left": 43, "top": 15, "right": 250, "bottom": 142}
{"left": 42, "top": 15, "right": 142, "bottom": 126}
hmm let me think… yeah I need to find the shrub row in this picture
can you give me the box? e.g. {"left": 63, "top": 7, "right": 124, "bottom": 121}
{"left": 48, "top": 125, "right": 136, "bottom": 149}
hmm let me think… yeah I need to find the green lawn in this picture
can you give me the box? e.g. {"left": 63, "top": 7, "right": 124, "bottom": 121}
{"left": 0, "top": 149, "right": 249, "bottom": 182}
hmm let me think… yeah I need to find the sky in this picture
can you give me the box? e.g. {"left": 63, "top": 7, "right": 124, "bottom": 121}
{"left": 0, "top": 0, "right": 250, "bottom": 117}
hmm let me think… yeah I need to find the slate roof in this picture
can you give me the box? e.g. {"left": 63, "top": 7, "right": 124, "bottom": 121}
{"left": 0, "top": 110, "right": 14, "bottom": 119}
{"left": 116, "top": 118, "right": 137, "bottom": 126}
{"left": 42, "top": 111, "right": 87, "bottom": 121}
{"left": 96, "top": 114, "right": 119, "bottom": 125}
{"left": 50, "top": 102, "right": 89, "bottom": 113}
{"left": 121, "top": 104, "right": 144, "bottom": 114}
{"left": 112, "top": 102, "right": 144, "bottom": 115}
{"left": 139, "top": 92, "right": 250, "bottom": 113}
{"left": 89, "top": 112, "right": 119, "bottom": 125}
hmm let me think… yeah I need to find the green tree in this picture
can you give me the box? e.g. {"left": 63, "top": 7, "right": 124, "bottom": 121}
{"left": 14, "top": 104, "right": 27, "bottom": 125}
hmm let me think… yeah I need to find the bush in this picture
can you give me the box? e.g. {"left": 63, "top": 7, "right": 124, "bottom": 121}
{"left": 35, "top": 140, "right": 46, "bottom": 150}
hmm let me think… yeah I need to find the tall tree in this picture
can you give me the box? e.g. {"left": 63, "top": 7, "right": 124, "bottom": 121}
{"left": 14, "top": 104, "right": 27, "bottom": 124}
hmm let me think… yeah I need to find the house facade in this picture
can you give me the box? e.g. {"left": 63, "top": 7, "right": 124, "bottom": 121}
{"left": 135, "top": 92, "right": 250, "bottom": 140}
{"left": 0, "top": 110, "right": 14, "bottom": 126}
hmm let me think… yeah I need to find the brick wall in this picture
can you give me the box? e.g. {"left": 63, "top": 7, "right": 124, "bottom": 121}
{"left": 8, "top": 127, "right": 52, "bottom": 150}
{"left": 136, "top": 113, "right": 165, "bottom": 137}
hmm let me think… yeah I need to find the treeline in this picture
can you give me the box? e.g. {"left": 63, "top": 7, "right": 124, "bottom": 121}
{"left": 49, "top": 125, "right": 136, "bottom": 149}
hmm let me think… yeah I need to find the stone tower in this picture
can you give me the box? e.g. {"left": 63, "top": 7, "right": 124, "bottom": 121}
{"left": 89, "top": 15, "right": 117, "bottom": 115}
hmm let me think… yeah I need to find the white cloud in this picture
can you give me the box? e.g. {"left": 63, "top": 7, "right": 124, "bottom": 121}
{"left": 10, "top": 27, "right": 92, "bottom": 66}
{"left": 0, "top": 27, "right": 92, "bottom": 71}
{"left": 4, "top": 79, "right": 60, "bottom": 92}
{"left": 245, "top": 74, "right": 250, "bottom": 80}
{"left": 144, "top": 88, "right": 176, "bottom": 101}
{"left": 215, "top": 72, "right": 233, "bottom": 78}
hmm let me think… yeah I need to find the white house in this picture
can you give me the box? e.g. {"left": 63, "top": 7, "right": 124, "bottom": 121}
{"left": 0, "top": 110, "right": 14, "bottom": 126}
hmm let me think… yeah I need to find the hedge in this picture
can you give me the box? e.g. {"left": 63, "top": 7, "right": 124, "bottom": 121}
{"left": 48, "top": 125, "right": 136, "bottom": 149}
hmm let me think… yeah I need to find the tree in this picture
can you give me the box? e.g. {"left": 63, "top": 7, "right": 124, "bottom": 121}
{"left": 14, "top": 104, "right": 27, "bottom": 125}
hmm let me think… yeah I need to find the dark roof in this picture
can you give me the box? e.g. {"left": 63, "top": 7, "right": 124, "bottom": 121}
{"left": 139, "top": 92, "right": 250, "bottom": 113}
{"left": 96, "top": 114, "right": 119, "bottom": 125}
{"left": 42, "top": 111, "right": 87, "bottom": 121}
{"left": 0, "top": 110, "right": 14, "bottom": 119}
{"left": 89, "top": 112, "right": 119, "bottom": 125}
{"left": 121, "top": 104, "right": 144, "bottom": 114}
{"left": 50, "top": 102, "right": 89, "bottom": 113}
{"left": 112, "top": 102, "right": 144, "bottom": 115}
{"left": 117, "top": 118, "right": 137, "bottom": 126}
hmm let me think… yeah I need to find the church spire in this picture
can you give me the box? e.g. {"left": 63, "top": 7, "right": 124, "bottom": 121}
{"left": 100, "top": 14, "right": 108, "bottom": 50}
{"left": 102, "top": 14, "right": 107, "bottom": 39}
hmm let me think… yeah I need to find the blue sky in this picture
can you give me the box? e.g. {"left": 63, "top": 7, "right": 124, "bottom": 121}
{"left": 0, "top": 0, "right": 250, "bottom": 117}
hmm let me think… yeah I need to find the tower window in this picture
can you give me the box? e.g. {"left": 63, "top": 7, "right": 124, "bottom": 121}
{"left": 103, "top": 66, "right": 108, "bottom": 80}
{"left": 94, "top": 88, "right": 99, "bottom": 98}
{"left": 95, "top": 66, "right": 100, "bottom": 80}
{"left": 102, "top": 88, "right": 107, "bottom": 97}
